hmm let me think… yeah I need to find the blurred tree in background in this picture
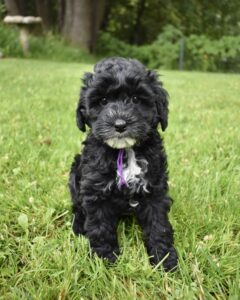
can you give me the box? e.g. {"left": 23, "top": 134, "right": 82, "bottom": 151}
{"left": 3, "top": 0, "right": 106, "bottom": 50}
{"left": 1, "top": 0, "right": 240, "bottom": 71}
{"left": 101, "top": 0, "right": 240, "bottom": 44}
{"left": 3, "top": 0, "right": 240, "bottom": 48}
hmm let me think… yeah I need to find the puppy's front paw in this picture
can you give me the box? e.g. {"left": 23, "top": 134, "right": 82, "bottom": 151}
{"left": 104, "top": 249, "right": 119, "bottom": 264}
{"left": 72, "top": 217, "right": 85, "bottom": 235}
{"left": 92, "top": 246, "right": 120, "bottom": 264}
{"left": 149, "top": 246, "right": 178, "bottom": 272}
{"left": 162, "top": 246, "right": 178, "bottom": 272}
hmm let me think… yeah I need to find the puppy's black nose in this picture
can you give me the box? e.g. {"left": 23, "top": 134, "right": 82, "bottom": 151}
{"left": 114, "top": 119, "right": 126, "bottom": 132}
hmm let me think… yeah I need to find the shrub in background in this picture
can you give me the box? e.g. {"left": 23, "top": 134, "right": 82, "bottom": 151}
{"left": 1, "top": 22, "right": 239, "bottom": 72}
{"left": 184, "top": 35, "right": 218, "bottom": 71}
{"left": 96, "top": 26, "right": 240, "bottom": 72}
{"left": 95, "top": 31, "right": 146, "bottom": 61}
{"left": 0, "top": 23, "right": 23, "bottom": 57}
{"left": 215, "top": 36, "right": 240, "bottom": 72}
{"left": 28, "top": 33, "right": 94, "bottom": 63}
{"left": 185, "top": 35, "right": 240, "bottom": 72}
{"left": 0, "top": 23, "right": 94, "bottom": 63}
{"left": 143, "top": 25, "right": 183, "bottom": 69}
{"left": 95, "top": 26, "right": 182, "bottom": 69}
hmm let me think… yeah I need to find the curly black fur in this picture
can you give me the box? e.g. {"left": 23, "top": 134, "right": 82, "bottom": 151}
{"left": 69, "top": 57, "right": 178, "bottom": 271}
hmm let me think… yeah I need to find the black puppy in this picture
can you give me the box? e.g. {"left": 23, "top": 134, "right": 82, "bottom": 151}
{"left": 69, "top": 57, "right": 177, "bottom": 271}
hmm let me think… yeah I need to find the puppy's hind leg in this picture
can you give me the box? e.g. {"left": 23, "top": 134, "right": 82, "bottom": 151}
{"left": 69, "top": 154, "right": 86, "bottom": 235}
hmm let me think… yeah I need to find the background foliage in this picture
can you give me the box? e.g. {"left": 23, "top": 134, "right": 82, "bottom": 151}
{"left": 96, "top": 26, "right": 240, "bottom": 72}
{"left": 1, "top": 0, "right": 240, "bottom": 72}
{"left": 103, "top": 0, "right": 240, "bottom": 44}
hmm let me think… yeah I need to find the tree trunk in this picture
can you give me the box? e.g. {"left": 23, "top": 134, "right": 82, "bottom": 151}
{"left": 4, "top": 0, "right": 28, "bottom": 15}
{"left": 100, "top": 0, "right": 113, "bottom": 31}
{"left": 61, "top": 0, "right": 106, "bottom": 52}
{"left": 131, "top": 0, "right": 146, "bottom": 45}
{"left": 58, "top": 0, "right": 65, "bottom": 32}
{"left": 35, "top": 0, "right": 52, "bottom": 30}
{"left": 91, "top": 0, "right": 106, "bottom": 52}
{"left": 4, "top": 0, "right": 20, "bottom": 15}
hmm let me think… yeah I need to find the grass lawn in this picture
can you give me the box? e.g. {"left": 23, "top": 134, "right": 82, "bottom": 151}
{"left": 0, "top": 59, "right": 239, "bottom": 299}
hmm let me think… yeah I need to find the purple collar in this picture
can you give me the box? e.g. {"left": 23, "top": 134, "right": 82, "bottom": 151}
{"left": 117, "top": 149, "right": 128, "bottom": 188}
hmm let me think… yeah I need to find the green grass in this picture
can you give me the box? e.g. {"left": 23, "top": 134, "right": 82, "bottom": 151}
{"left": 0, "top": 59, "right": 239, "bottom": 299}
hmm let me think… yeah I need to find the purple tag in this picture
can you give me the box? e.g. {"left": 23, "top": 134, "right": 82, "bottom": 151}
{"left": 117, "top": 149, "right": 128, "bottom": 188}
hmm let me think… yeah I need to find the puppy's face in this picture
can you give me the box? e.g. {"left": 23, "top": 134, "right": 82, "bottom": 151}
{"left": 86, "top": 74, "right": 157, "bottom": 149}
{"left": 76, "top": 58, "right": 168, "bottom": 148}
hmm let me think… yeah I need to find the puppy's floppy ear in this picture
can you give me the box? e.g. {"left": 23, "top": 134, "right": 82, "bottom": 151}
{"left": 148, "top": 70, "right": 169, "bottom": 131}
{"left": 76, "top": 72, "right": 93, "bottom": 132}
{"left": 155, "top": 83, "right": 169, "bottom": 131}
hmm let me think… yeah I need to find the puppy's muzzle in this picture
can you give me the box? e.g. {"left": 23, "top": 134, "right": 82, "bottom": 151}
{"left": 114, "top": 119, "right": 127, "bottom": 133}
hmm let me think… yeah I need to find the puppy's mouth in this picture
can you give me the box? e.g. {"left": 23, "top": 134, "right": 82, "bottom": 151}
{"left": 105, "top": 137, "right": 136, "bottom": 149}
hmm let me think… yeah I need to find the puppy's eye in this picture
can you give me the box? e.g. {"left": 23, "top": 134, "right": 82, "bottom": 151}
{"left": 101, "top": 97, "right": 108, "bottom": 105}
{"left": 132, "top": 96, "right": 139, "bottom": 104}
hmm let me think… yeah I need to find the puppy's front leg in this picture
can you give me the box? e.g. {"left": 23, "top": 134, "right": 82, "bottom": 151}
{"left": 136, "top": 197, "right": 178, "bottom": 271}
{"left": 83, "top": 200, "right": 119, "bottom": 263}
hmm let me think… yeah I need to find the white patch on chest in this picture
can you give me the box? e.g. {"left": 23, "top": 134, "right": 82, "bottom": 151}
{"left": 106, "top": 137, "right": 136, "bottom": 149}
{"left": 117, "top": 149, "right": 149, "bottom": 193}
